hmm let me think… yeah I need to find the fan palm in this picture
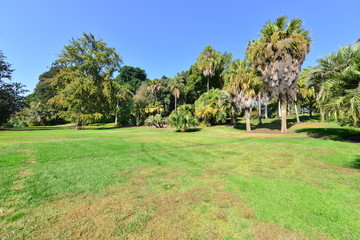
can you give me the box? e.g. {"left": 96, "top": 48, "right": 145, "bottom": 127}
{"left": 169, "top": 73, "right": 185, "bottom": 110}
{"left": 247, "top": 16, "right": 311, "bottom": 132}
{"left": 197, "top": 45, "right": 232, "bottom": 91}
{"left": 223, "top": 60, "right": 262, "bottom": 132}
{"left": 307, "top": 43, "right": 360, "bottom": 125}
{"left": 146, "top": 80, "right": 162, "bottom": 102}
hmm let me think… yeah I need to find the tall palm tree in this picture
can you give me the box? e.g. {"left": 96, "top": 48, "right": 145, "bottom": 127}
{"left": 146, "top": 80, "right": 162, "bottom": 102}
{"left": 197, "top": 45, "right": 232, "bottom": 91}
{"left": 247, "top": 16, "right": 311, "bottom": 132}
{"left": 223, "top": 60, "right": 262, "bottom": 132}
{"left": 169, "top": 73, "right": 185, "bottom": 110}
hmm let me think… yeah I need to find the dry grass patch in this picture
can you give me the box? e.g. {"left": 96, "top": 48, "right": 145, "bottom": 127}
{"left": 253, "top": 222, "right": 309, "bottom": 240}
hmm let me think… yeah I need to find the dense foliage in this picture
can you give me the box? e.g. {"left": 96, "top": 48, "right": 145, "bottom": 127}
{"left": 2, "top": 18, "right": 359, "bottom": 131}
{"left": 0, "top": 51, "right": 27, "bottom": 126}
{"left": 307, "top": 42, "right": 360, "bottom": 126}
{"left": 169, "top": 104, "right": 198, "bottom": 131}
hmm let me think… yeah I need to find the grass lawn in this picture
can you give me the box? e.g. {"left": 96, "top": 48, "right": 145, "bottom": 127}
{"left": 0, "top": 118, "right": 359, "bottom": 239}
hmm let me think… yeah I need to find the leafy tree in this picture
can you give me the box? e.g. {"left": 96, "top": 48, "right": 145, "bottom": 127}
{"left": 0, "top": 50, "right": 27, "bottom": 126}
{"left": 114, "top": 65, "right": 147, "bottom": 94}
{"left": 49, "top": 33, "right": 122, "bottom": 129}
{"left": 184, "top": 64, "right": 206, "bottom": 103}
{"left": 34, "top": 64, "right": 64, "bottom": 103}
{"left": 197, "top": 45, "right": 232, "bottom": 91}
{"left": 169, "top": 73, "right": 185, "bottom": 110}
{"left": 223, "top": 60, "right": 262, "bottom": 132}
{"left": 247, "top": 16, "right": 311, "bottom": 132}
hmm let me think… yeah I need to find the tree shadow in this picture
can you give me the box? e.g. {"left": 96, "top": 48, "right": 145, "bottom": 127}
{"left": 295, "top": 128, "right": 360, "bottom": 143}
{"left": 175, "top": 128, "right": 202, "bottom": 133}
{"left": 4, "top": 127, "right": 71, "bottom": 131}
{"left": 350, "top": 156, "right": 360, "bottom": 169}
{"left": 234, "top": 118, "right": 295, "bottom": 131}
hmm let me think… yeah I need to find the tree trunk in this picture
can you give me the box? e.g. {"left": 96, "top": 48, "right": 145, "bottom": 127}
{"left": 309, "top": 103, "right": 312, "bottom": 118}
{"left": 231, "top": 106, "right": 236, "bottom": 126}
{"left": 207, "top": 77, "right": 210, "bottom": 92}
{"left": 245, "top": 108, "right": 251, "bottom": 132}
{"left": 175, "top": 96, "right": 177, "bottom": 111}
{"left": 115, "top": 99, "right": 119, "bottom": 126}
{"left": 257, "top": 92, "right": 262, "bottom": 124}
{"left": 334, "top": 111, "right": 338, "bottom": 122}
{"left": 320, "top": 106, "right": 325, "bottom": 122}
{"left": 76, "top": 119, "right": 82, "bottom": 130}
{"left": 287, "top": 104, "right": 291, "bottom": 116}
{"left": 278, "top": 100, "right": 282, "bottom": 118}
{"left": 294, "top": 103, "right": 300, "bottom": 123}
{"left": 281, "top": 100, "right": 287, "bottom": 132}
{"left": 264, "top": 93, "right": 268, "bottom": 119}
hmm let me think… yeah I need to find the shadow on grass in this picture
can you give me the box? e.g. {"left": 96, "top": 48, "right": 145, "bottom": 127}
{"left": 2, "top": 127, "right": 72, "bottom": 131}
{"left": 234, "top": 118, "right": 296, "bottom": 131}
{"left": 350, "top": 156, "right": 360, "bottom": 169}
{"left": 175, "top": 128, "right": 202, "bottom": 133}
{"left": 295, "top": 128, "right": 360, "bottom": 143}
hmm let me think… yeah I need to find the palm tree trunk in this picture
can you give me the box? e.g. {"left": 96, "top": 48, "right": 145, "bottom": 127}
{"left": 264, "top": 93, "right": 268, "bottom": 119}
{"left": 320, "top": 106, "right": 325, "bottom": 122}
{"left": 175, "top": 96, "right": 177, "bottom": 110}
{"left": 294, "top": 103, "right": 300, "bottom": 123}
{"left": 115, "top": 99, "right": 119, "bottom": 126}
{"left": 207, "top": 77, "right": 210, "bottom": 92}
{"left": 245, "top": 108, "right": 251, "bottom": 132}
{"left": 278, "top": 100, "right": 282, "bottom": 118}
{"left": 280, "top": 100, "right": 287, "bottom": 132}
{"left": 309, "top": 103, "right": 312, "bottom": 118}
{"left": 257, "top": 92, "right": 262, "bottom": 124}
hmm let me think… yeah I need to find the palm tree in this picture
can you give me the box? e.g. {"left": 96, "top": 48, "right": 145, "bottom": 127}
{"left": 247, "top": 16, "right": 311, "bottom": 132}
{"left": 296, "top": 69, "right": 316, "bottom": 119}
{"left": 114, "top": 84, "right": 132, "bottom": 126}
{"left": 169, "top": 73, "right": 185, "bottom": 110}
{"left": 146, "top": 80, "right": 162, "bottom": 102}
{"left": 197, "top": 45, "right": 232, "bottom": 91}
{"left": 307, "top": 43, "right": 360, "bottom": 126}
{"left": 223, "top": 60, "right": 262, "bottom": 132}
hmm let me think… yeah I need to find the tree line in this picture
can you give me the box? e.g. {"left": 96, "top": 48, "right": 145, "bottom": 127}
{"left": 1, "top": 16, "right": 359, "bottom": 131}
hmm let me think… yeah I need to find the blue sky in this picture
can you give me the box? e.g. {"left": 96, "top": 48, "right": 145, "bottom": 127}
{"left": 1, "top": 0, "right": 360, "bottom": 92}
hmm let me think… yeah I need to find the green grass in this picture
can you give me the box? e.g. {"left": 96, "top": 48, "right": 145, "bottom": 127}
{"left": 0, "top": 119, "right": 359, "bottom": 239}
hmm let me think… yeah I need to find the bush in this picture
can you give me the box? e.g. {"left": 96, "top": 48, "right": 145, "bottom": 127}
{"left": 169, "top": 105, "right": 198, "bottom": 131}
{"left": 145, "top": 114, "right": 166, "bottom": 128}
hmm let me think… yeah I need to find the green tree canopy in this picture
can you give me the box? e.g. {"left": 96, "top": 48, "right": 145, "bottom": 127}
{"left": 114, "top": 65, "right": 147, "bottom": 94}
{"left": 0, "top": 50, "right": 27, "bottom": 126}
{"left": 49, "top": 33, "right": 122, "bottom": 128}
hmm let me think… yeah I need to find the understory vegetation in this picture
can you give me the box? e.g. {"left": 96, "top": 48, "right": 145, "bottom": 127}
{"left": 1, "top": 17, "right": 359, "bottom": 132}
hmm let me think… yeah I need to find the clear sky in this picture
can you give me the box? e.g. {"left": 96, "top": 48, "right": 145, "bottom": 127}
{"left": 1, "top": 0, "right": 360, "bottom": 92}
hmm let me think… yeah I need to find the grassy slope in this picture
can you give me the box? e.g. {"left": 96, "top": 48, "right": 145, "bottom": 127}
{"left": 0, "top": 120, "right": 359, "bottom": 239}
